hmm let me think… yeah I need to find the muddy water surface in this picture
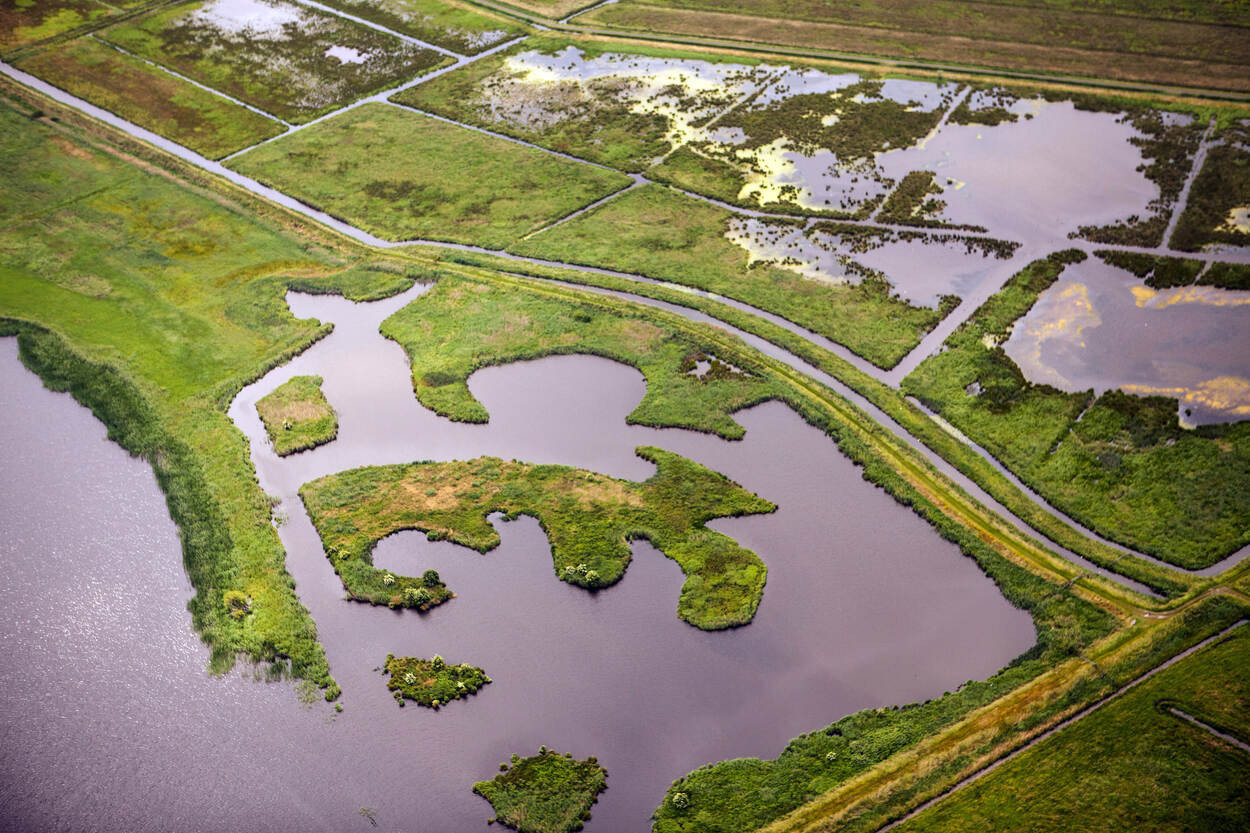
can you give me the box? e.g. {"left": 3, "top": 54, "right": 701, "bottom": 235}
{"left": 0, "top": 283, "right": 1035, "bottom": 832}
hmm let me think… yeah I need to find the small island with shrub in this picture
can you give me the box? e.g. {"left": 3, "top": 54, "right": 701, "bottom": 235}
{"left": 384, "top": 653, "right": 490, "bottom": 708}
{"left": 255, "top": 374, "right": 338, "bottom": 456}
{"left": 474, "top": 747, "right": 608, "bottom": 833}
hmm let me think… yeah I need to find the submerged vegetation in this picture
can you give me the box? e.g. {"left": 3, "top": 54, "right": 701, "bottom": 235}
{"left": 475, "top": 748, "right": 609, "bottom": 833}
{"left": 299, "top": 448, "right": 776, "bottom": 629}
{"left": 384, "top": 653, "right": 491, "bottom": 707}
{"left": 255, "top": 374, "right": 338, "bottom": 456}
{"left": 316, "top": 0, "right": 527, "bottom": 55}
{"left": 228, "top": 103, "right": 630, "bottom": 248}
{"left": 379, "top": 273, "right": 783, "bottom": 439}
{"left": 903, "top": 251, "right": 1250, "bottom": 569}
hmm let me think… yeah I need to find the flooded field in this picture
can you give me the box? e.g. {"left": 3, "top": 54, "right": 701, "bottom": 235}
{"left": 0, "top": 283, "right": 1036, "bottom": 831}
{"left": 1004, "top": 258, "right": 1250, "bottom": 425}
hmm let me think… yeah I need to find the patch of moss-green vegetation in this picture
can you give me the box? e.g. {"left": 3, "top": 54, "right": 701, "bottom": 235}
{"left": 875, "top": 171, "right": 952, "bottom": 228}
{"left": 0, "top": 100, "right": 429, "bottom": 698}
{"left": 1170, "top": 124, "right": 1250, "bottom": 252}
{"left": 392, "top": 35, "right": 767, "bottom": 173}
{"left": 947, "top": 93, "right": 1018, "bottom": 127}
{"left": 1094, "top": 250, "right": 1203, "bottom": 289}
{"left": 895, "top": 626, "right": 1250, "bottom": 833}
{"left": 317, "top": 0, "right": 527, "bottom": 54}
{"left": 100, "top": 0, "right": 450, "bottom": 123}
{"left": 281, "top": 262, "right": 421, "bottom": 302}
{"left": 228, "top": 103, "right": 630, "bottom": 248}
{"left": 475, "top": 748, "right": 608, "bottom": 833}
{"left": 0, "top": 0, "right": 112, "bottom": 53}
{"left": 902, "top": 251, "right": 1250, "bottom": 569}
{"left": 299, "top": 448, "right": 776, "bottom": 629}
{"left": 1200, "top": 261, "right": 1250, "bottom": 291}
{"left": 384, "top": 652, "right": 490, "bottom": 707}
{"left": 256, "top": 374, "right": 338, "bottom": 456}
{"left": 16, "top": 37, "right": 286, "bottom": 159}
{"left": 509, "top": 185, "right": 955, "bottom": 369}
{"left": 380, "top": 274, "right": 783, "bottom": 438}
{"left": 1067, "top": 104, "right": 1206, "bottom": 248}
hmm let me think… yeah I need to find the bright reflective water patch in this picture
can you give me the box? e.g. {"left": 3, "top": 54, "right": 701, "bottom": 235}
{"left": 1004, "top": 259, "right": 1250, "bottom": 425}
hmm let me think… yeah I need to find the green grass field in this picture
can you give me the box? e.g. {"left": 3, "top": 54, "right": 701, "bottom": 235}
{"left": 99, "top": 0, "right": 449, "bottom": 122}
{"left": 16, "top": 37, "right": 285, "bottom": 158}
{"left": 508, "top": 184, "right": 957, "bottom": 369}
{"left": 896, "top": 626, "right": 1250, "bottom": 832}
{"left": 0, "top": 0, "right": 114, "bottom": 54}
{"left": 902, "top": 252, "right": 1250, "bottom": 570}
{"left": 0, "top": 97, "right": 437, "bottom": 698}
{"left": 299, "top": 448, "right": 776, "bottom": 629}
{"left": 228, "top": 103, "right": 631, "bottom": 248}
{"left": 475, "top": 749, "right": 608, "bottom": 833}
{"left": 255, "top": 374, "right": 338, "bottom": 456}
{"left": 379, "top": 274, "right": 785, "bottom": 438}
{"left": 315, "top": 0, "right": 527, "bottom": 54}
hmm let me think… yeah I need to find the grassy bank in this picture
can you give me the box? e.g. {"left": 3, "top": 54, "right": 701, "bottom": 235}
{"left": 379, "top": 273, "right": 784, "bottom": 438}
{"left": 384, "top": 652, "right": 491, "bottom": 707}
{"left": 902, "top": 252, "right": 1250, "bottom": 570}
{"left": 0, "top": 97, "right": 431, "bottom": 698}
{"left": 100, "top": 0, "right": 449, "bottom": 123}
{"left": 508, "top": 185, "right": 956, "bottom": 369}
{"left": 896, "top": 622, "right": 1250, "bottom": 832}
{"left": 15, "top": 36, "right": 285, "bottom": 158}
{"left": 299, "top": 448, "right": 776, "bottom": 629}
{"left": 228, "top": 103, "right": 630, "bottom": 248}
{"left": 475, "top": 748, "right": 608, "bottom": 833}
{"left": 256, "top": 374, "right": 338, "bottom": 456}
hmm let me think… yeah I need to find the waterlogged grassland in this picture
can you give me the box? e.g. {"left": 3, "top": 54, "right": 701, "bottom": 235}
{"left": 317, "top": 0, "right": 527, "bottom": 54}
{"left": 896, "top": 626, "right": 1250, "bottom": 833}
{"left": 299, "top": 449, "right": 776, "bottom": 629}
{"left": 16, "top": 37, "right": 285, "bottom": 158}
{"left": 0, "top": 98, "right": 454, "bottom": 697}
{"left": 392, "top": 36, "right": 769, "bottom": 173}
{"left": 1171, "top": 124, "right": 1250, "bottom": 252}
{"left": 475, "top": 749, "right": 608, "bottom": 833}
{"left": 384, "top": 653, "right": 490, "bottom": 707}
{"left": 228, "top": 103, "right": 630, "bottom": 248}
{"left": 379, "top": 274, "right": 783, "bottom": 439}
{"left": 100, "top": 0, "right": 449, "bottom": 122}
{"left": 902, "top": 252, "right": 1250, "bottom": 570}
{"left": 0, "top": 0, "right": 112, "bottom": 53}
{"left": 508, "top": 185, "right": 955, "bottom": 369}
{"left": 255, "top": 374, "right": 337, "bottom": 456}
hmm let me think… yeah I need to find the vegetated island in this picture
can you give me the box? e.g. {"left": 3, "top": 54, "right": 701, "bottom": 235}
{"left": 384, "top": 653, "right": 490, "bottom": 708}
{"left": 299, "top": 448, "right": 775, "bottom": 629}
{"left": 255, "top": 375, "right": 339, "bottom": 456}
{"left": 475, "top": 748, "right": 608, "bottom": 833}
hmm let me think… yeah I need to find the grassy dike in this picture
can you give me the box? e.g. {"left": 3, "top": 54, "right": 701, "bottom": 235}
{"left": 300, "top": 449, "right": 776, "bottom": 629}
{"left": 409, "top": 246, "right": 1194, "bottom": 599}
{"left": 0, "top": 91, "right": 433, "bottom": 699}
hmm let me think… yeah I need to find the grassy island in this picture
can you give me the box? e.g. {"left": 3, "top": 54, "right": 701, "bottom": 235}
{"left": 299, "top": 448, "right": 776, "bottom": 629}
{"left": 384, "top": 653, "right": 490, "bottom": 708}
{"left": 256, "top": 375, "right": 338, "bottom": 456}
{"left": 475, "top": 748, "right": 608, "bottom": 833}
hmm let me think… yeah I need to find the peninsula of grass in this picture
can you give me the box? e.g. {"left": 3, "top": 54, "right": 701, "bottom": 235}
{"left": 227, "top": 103, "right": 631, "bottom": 248}
{"left": 380, "top": 274, "right": 784, "bottom": 438}
{"left": 508, "top": 184, "right": 956, "bottom": 369}
{"left": 902, "top": 251, "right": 1250, "bottom": 569}
{"left": 474, "top": 748, "right": 608, "bottom": 833}
{"left": 316, "top": 0, "right": 528, "bottom": 54}
{"left": 299, "top": 448, "right": 776, "bottom": 629}
{"left": 384, "top": 653, "right": 490, "bottom": 708}
{"left": 99, "top": 0, "right": 450, "bottom": 123}
{"left": 1200, "top": 261, "right": 1250, "bottom": 291}
{"left": 895, "top": 625, "right": 1250, "bottom": 833}
{"left": 1093, "top": 250, "right": 1203, "bottom": 289}
{"left": 1170, "top": 124, "right": 1250, "bottom": 252}
{"left": 16, "top": 37, "right": 285, "bottom": 159}
{"left": 0, "top": 0, "right": 114, "bottom": 54}
{"left": 256, "top": 375, "right": 338, "bottom": 456}
{"left": 391, "top": 35, "right": 767, "bottom": 173}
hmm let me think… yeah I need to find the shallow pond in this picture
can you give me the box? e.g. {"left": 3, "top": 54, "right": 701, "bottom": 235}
{"left": 1003, "top": 258, "right": 1250, "bottom": 425}
{"left": 0, "top": 284, "right": 1035, "bottom": 831}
